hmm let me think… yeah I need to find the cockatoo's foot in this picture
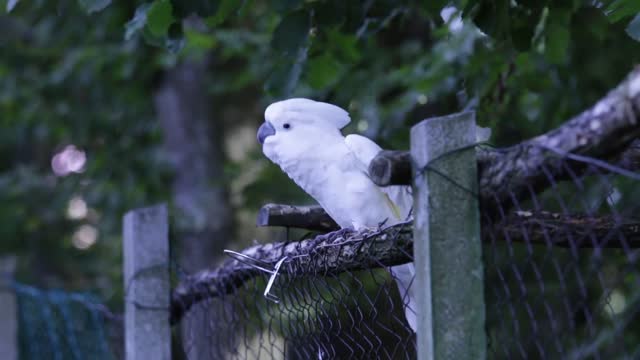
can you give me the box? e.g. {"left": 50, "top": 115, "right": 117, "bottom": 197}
{"left": 351, "top": 220, "right": 387, "bottom": 233}
{"left": 326, "top": 226, "right": 379, "bottom": 244}
{"left": 323, "top": 227, "right": 354, "bottom": 242}
{"left": 352, "top": 224, "right": 383, "bottom": 235}
{"left": 365, "top": 226, "right": 382, "bottom": 234}
{"left": 323, "top": 227, "right": 357, "bottom": 244}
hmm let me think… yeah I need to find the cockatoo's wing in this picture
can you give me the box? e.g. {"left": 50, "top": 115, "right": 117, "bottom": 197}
{"left": 344, "top": 134, "right": 383, "bottom": 167}
{"left": 344, "top": 134, "right": 417, "bottom": 332}
{"left": 345, "top": 135, "right": 412, "bottom": 220}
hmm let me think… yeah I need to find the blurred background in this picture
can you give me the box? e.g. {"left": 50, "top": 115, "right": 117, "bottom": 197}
{"left": 1, "top": 0, "right": 640, "bottom": 359}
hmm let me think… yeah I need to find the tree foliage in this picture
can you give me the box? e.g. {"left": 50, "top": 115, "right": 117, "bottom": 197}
{"left": 1, "top": 0, "right": 639, "bottom": 311}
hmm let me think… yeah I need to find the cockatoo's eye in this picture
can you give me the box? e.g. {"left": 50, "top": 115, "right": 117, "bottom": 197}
{"left": 283, "top": 123, "right": 291, "bottom": 129}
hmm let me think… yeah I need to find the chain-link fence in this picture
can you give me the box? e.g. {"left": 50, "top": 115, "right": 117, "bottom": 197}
{"left": 483, "top": 152, "right": 640, "bottom": 359}
{"left": 11, "top": 142, "right": 636, "bottom": 360}
{"left": 168, "top": 117, "right": 639, "bottom": 360}
{"left": 172, "top": 224, "right": 417, "bottom": 360}
{"left": 12, "top": 282, "right": 123, "bottom": 359}
{"left": 119, "top": 69, "right": 640, "bottom": 359}
{"left": 168, "top": 147, "right": 638, "bottom": 360}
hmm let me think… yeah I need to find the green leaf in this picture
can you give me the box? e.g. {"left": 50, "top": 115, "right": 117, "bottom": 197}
{"left": 273, "top": 0, "right": 304, "bottom": 13}
{"left": 306, "top": 54, "right": 343, "bottom": 89}
{"left": 326, "top": 29, "right": 360, "bottom": 62}
{"left": 544, "top": 10, "right": 571, "bottom": 64}
{"left": 626, "top": 13, "right": 640, "bottom": 41}
{"left": 572, "top": 7, "right": 609, "bottom": 43}
{"left": 184, "top": 28, "right": 217, "bottom": 52}
{"left": 147, "top": 0, "right": 174, "bottom": 37}
{"left": 265, "top": 47, "right": 308, "bottom": 97}
{"left": 509, "top": 2, "right": 545, "bottom": 51}
{"left": 271, "top": 10, "right": 311, "bottom": 55}
{"left": 124, "top": 2, "right": 182, "bottom": 52}
{"left": 545, "top": 24, "right": 569, "bottom": 64}
{"left": 422, "top": 0, "right": 449, "bottom": 16}
{"left": 206, "top": 0, "right": 239, "bottom": 26}
{"left": 125, "top": 4, "right": 151, "bottom": 41}
{"left": 469, "top": 0, "right": 510, "bottom": 41}
{"left": 605, "top": 0, "right": 640, "bottom": 23}
{"left": 77, "top": 0, "right": 111, "bottom": 13}
{"left": 172, "top": 0, "right": 219, "bottom": 18}
{"left": 314, "top": 0, "right": 347, "bottom": 27}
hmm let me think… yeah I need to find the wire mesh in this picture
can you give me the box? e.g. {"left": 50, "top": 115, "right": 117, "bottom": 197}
{"left": 172, "top": 227, "right": 417, "bottom": 360}
{"left": 13, "top": 282, "right": 123, "bottom": 360}
{"left": 171, "top": 144, "right": 639, "bottom": 359}
{"left": 483, "top": 152, "right": 640, "bottom": 359}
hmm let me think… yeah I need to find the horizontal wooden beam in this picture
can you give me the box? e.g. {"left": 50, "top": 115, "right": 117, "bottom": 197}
{"left": 368, "top": 150, "right": 412, "bottom": 187}
{"left": 171, "top": 209, "right": 640, "bottom": 324}
{"left": 368, "top": 141, "right": 639, "bottom": 189}
{"left": 170, "top": 222, "right": 413, "bottom": 325}
{"left": 487, "top": 211, "right": 640, "bottom": 248}
{"left": 257, "top": 203, "right": 339, "bottom": 232}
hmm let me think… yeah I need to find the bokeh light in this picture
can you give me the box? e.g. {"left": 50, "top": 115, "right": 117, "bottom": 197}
{"left": 51, "top": 145, "right": 86, "bottom": 176}
{"left": 67, "top": 196, "right": 88, "bottom": 220}
{"left": 72, "top": 225, "right": 98, "bottom": 250}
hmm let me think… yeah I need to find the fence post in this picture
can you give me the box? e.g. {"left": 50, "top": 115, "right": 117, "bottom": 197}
{"left": 411, "top": 112, "right": 486, "bottom": 360}
{"left": 0, "top": 256, "right": 17, "bottom": 360}
{"left": 123, "top": 204, "right": 171, "bottom": 360}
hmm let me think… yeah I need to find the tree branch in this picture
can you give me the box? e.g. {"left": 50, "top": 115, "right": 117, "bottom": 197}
{"left": 487, "top": 211, "right": 640, "bottom": 248}
{"left": 170, "top": 223, "right": 413, "bottom": 324}
{"left": 368, "top": 67, "right": 640, "bottom": 211}
{"left": 256, "top": 204, "right": 640, "bottom": 248}
{"left": 478, "top": 64, "right": 640, "bottom": 207}
{"left": 257, "top": 203, "right": 339, "bottom": 232}
{"left": 369, "top": 143, "right": 639, "bottom": 188}
{"left": 368, "top": 150, "right": 412, "bottom": 187}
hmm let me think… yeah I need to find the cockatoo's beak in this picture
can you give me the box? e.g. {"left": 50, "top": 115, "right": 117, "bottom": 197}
{"left": 257, "top": 121, "right": 276, "bottom": 144}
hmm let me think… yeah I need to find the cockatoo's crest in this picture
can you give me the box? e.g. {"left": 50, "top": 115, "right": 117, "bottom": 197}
{"left": 265, "top": 98, "right": 351, "bottom": 130}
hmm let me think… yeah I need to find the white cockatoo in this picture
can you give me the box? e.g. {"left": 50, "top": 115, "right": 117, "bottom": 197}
{"left": 257, "top": 98, "right": 417, "bottom": 332}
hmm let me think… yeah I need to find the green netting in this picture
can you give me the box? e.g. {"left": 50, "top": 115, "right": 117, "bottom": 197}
{"left": 14, "top": 283, "right": 121, "bottom": 360}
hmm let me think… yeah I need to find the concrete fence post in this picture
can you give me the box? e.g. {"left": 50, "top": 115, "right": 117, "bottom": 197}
{"left": 411, "top": 112, "right": 486, "bottom": 360}
{"left": 123, "top": 204, "right": 171, "bottom": 360}
{"left": 0, "top": 256, "right": 17, "bottom": 360}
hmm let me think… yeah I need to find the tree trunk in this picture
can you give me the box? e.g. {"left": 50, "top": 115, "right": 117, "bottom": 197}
{"left": 154, "top": 56, "right": 233, "bottom": 360}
